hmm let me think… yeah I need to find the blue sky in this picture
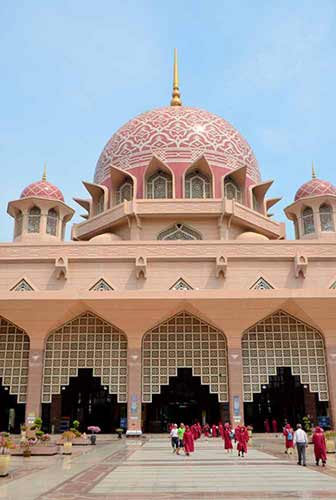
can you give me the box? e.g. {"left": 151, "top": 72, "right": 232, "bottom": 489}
{"left": 1, "top": 0, "right": 336, "bottom": 241}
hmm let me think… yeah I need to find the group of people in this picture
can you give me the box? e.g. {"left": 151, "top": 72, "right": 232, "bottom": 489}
{"left": 169, "top": 421, "right": 250, "bottom": 457}
{"left": 283, "top": 423, "right": 327, "bottom": 467}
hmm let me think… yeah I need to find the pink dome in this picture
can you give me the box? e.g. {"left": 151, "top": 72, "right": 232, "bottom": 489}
{"left": 294, "top": 178, "right": 336, "bottom": 201}
{"left": 20, "top": 180, "right": 64, "bottom": 202}
{"left": 94, "top": 106, "right": 260, "bottom": 184}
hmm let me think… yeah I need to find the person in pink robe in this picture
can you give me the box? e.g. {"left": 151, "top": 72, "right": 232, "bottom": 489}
{"left": 272, "top": 418, "right": 278, "bottom": 433}
{"left": 203, "top": 423, "right": 210, "bottom": 438}
{"left": 237, "top": 425, "right": 249, "bottom": 457}
{"left": 195, "top": 422, "right": 202, "bottom": 439}
{"left": 183, "top": 425, "right": 195, "bottom": 456}
{"left": 218, "top": 422, "right": 224, "bottom": 439}
{"left": 283, "top": 423, "right": 294, "bottom": 454}
{"left": 191, "top": 424, "right": 198, "bottom": 440}
{"left": 223, "top": 425, "right": 233, "bottom": 452}
{"left": 211, "top": 424, "right": 217, "bottom": 437}
{"left": 312, "top": 426, "right": 327, "bottom": 466}
{"left": 264, "top": 419, "right": 270, "bottom": 433}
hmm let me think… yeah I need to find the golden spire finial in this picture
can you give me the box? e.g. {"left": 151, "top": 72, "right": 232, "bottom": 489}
{"left": 42, "top": 163, "right": 47, "bottom": 182}
{"left": 170, "top": 48, "right": 182, "bottom": 106}
{"left": 312, "top": 161, "right": 316, "bottom": 179}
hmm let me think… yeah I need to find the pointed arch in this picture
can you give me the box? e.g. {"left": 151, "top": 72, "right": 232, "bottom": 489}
{"left": 28, "top": 206, "right": 41, "bottom": 233}
{"left": 110, "top": 165, "right": 136, "bottom": 206}
{"left": 0, "top": 316, "right": 30, "bottom": 403}
{"left": 241, "top": 310, "right": 328, "bottom": 402}
{"left": 144, "top": 157, "right": 174, "bottom": 199}
{"left": 10, "top": 277, "right": 35, "bottom": 292}
{"left": 157, "top": 223, "right": 202, "bottom": 240}
{"left": 183, "top": 157, "right": 213, "bottom": 199}
{"left": 302, "top": 206, "right": 315, "bottom": 234}
{"left": 42, "top": 312, "right": 127, "bottom": 404}
{"left": 319, "top": 203, "right": 334, "bottom": 232}
{"left": 46, "top": 208, "right": 59, "bottom": 236}
{"left": 142, "top": 311, "right": 228, "bottom": 403}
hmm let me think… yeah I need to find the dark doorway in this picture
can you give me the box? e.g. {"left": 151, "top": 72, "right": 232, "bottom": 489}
{"left": 244, "top": 367, "right": 328, "bottom": 431}
{"left": 42, "top": 369, "right": 126, "bottom": 433}
{"left": 0, "top": 379, "right": 25, "bottom": 433}
{"left": 143, "top": 368, "right": 220, "bottom": 432}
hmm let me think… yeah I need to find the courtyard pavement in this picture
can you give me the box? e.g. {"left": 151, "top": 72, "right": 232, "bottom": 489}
{"left": 1, "top": 434, "right": 336, "bottom": 499}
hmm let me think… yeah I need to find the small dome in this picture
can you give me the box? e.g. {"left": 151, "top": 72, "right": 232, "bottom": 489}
{"left": 236, "top": 231, "right": 269, "bottom": 241}
{"left": 89, "top": 233, "right": 122, "bottom": 243}
{"left": 21, "top": 180, "right": 64, "bottom": 202}
{"left": 295, "top": 178, "right": 336, "bottom": 201}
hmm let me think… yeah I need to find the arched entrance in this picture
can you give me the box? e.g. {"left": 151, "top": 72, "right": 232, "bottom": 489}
{"left": 0, "top": 317, "right": 29, "bottom": 433}
{"left": 242, "top": 310, "right": 329, "bottom": 431}
{"left": 142, "top": 311, "right": 228, "bottom": 432}
{"left": 42, "top": 312, "right": 127, "bottom": 433}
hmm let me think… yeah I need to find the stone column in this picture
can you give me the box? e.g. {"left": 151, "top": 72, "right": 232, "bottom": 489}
{"left": 126, "top": 343, "right": 142, "bottom": 436}
{"left": 227, "top": 336, "right": 244, "bottom": 426}
{"left": 324, "top": 339, "right": 336, "bottom": 428}
{"left": 25, "top": 343, "right": 44, "bottom": 424}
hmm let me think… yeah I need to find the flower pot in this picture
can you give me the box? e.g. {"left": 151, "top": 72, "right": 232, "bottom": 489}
{"left": 90, "top": 434, "right": 96, "bottom": 445}
{"left": 23, "top": 448, "right": 31, "bottom": 458}
{"left": 326, "top": 439, "right": 335, "bottom": 453}
{"left": 0, "top": 455, "right": 10, "bottom": 477}
{"left": 63, "top": 442, "right": 72, "bottom": 455}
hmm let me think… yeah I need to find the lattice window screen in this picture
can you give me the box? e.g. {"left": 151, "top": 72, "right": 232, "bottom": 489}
{"left": 90, "top": 279, "right": 114, "bottom": 291}
{"left": 142, "top": 311, "right": 228, "bottom": 403}
{"left": 11, "top": 279, "right": 34, "bottom": 292}
{"left": 242, "top": 310, "right": 329, "bottom": 402}
{"left": 0, "top": 317, "right": 30, "bottom": 403}
{"left": 250, "top": 278, "right": 274, "bottom": 290}
{"left": 170, "top": 278, "right": 193, "bottom": 290}
{"left": 42, "top": 312, "right": 127, "bottom": 403}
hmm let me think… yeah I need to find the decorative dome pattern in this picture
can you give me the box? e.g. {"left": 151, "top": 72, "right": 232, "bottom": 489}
{"left": 21, "top": 180, "right": 64, "bottom": 202}
{"left": 294, "top": 178, "right": 336, "bottom": 201}
{"left": 94, "top": 106, "right": 260, "bottom": 184}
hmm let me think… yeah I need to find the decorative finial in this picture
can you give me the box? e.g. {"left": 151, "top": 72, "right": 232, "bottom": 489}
{"left": 170, "top": 48, "right": 182, "bottom": 106}
{"left": 312, "top": 161, "right": 316, "bottom": 179}
{"left": 42, "top": 163, "right": 47, "bottom": 182}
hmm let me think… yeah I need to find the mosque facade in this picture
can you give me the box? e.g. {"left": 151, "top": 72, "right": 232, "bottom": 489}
{"left": 1, "top": 51, "right": 336, "bottom": 434}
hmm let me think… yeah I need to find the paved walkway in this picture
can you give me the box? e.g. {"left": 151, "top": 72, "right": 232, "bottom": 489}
{"left": 1, "top": 435, "right": 336, "bottom": 499}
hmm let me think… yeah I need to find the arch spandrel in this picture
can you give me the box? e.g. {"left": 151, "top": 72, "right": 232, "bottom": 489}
{"left": 241, "top": 310, "right": 329, "bottom": 402}
{"left": 0, "top": 316, "right": 30, "bottom": 403}
{"left": 42, "top": 312, "right": 127, "bottom": 404}
{"left": 142, "top": 311, "right": 228, "bottom": 403}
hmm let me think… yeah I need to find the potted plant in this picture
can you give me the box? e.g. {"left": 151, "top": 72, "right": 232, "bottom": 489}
{"left": 0, "top": 433, "right": 15, "bottom": 476}
{"left": 20, "top": 437, "right": 36, "bottom": 457}
{"left": 116, "top": 428, "right": 124, "bottom": 439}
{"left": 70, "top": 420, "right": 82, "bottom": 438}
{"left": 325, "top": 431, "right": 336, "bottom": 453}
{"left": 62, "top": 431, "right": 75, "bottom": 454}
{"left": 20, "top": 424, "right": 27, "bottom": 439}
{"left": 87, "top": 426, "right": 101, "bottom": 445}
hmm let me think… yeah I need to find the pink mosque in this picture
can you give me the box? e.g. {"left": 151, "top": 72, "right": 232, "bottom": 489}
{"left": 1, "top": 51, "right": 336, "bottom": 434}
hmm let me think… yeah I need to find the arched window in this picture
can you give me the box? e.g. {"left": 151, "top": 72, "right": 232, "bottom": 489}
{"left": 302, "top": 207, "right": 315, "bottom": 234}
{"left": 116, "top": 181, "right": 133, "bottom": 204}
{"left": 224, "top": 177, "right": 242, "bottom": 202}
{"left": 185, "top": 170, "right": 211, "bottom": 199}
{"left": 146, "top": 171, "right": 172, "bottom": 199}
{"left": 320, "top": 204, "right": 334, "bottom": 232}
{"left": 96, "top": 194, "right": 104, "bottom": 215}
{"left": 158, "top": 223, "right": 202, "bottom": 240}
{"left": 28, "top": 206, "right": 41, "bottom": 233}
{"left": 46, "top": 208, "right": 58, "bottom": 236}
{"left": 15, "top": 210, "right": 23, "bottom": 237}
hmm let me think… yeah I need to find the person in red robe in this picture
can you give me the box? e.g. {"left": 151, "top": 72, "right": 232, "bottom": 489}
{"left": 191, "top": 424, "right": 198, "bottom": 440}
{"left": 211, "top": 424, "right": 217, "bottom": 437}
{"left": 237, "top": 425, "right": 249, "bottom": 457}
{"left": 183, "top": 425, "right": 195, "bottom": 456}
{"left": 283, "top": 423, "right": 294, "bottom": 454}
{"left": 203, "top": 423, "right": 210, "bottom": 438}
{"left": 272, "top": 418, "right": 278, "bottom": 433}
{"left": 264, "top": 419, "right": 270, "bottom": 433}
{"left": 312, "top": 426, "right": 327, "bottom": 466}
{"left": 195, "top": 422, "right": 202, "bottom": 439}
{"left": 223, "top": 425, "right": 233, "bottom": 452}
{"left": 218, "top": 422, "right": 224, "bottom": 439}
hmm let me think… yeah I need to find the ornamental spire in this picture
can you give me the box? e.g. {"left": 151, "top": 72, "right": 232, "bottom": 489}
{"left": 170, "top": 48, "right": 182, "bottom": 106}
{"left": 42, "top": 163, "right": 47, "bottom": 182}
{"left": 312, "top": 161, "right": 316, "bottom": 179}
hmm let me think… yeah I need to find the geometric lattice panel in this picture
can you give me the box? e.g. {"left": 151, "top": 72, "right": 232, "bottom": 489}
{"left": 11, "top": 279, "right": 34, "bottom": 292}
{"left": 170, "top": 278, "right": 193, "bottom": 290}
{"left": 250, "top": 277, "right": 274, "bottom": 290}
{"left": 90, "top": 279, "right": 114, "bottom": 291}
{"left": 42, "top": 312, "right": 127, "bottom": 404}
{"left": 0, "top": 316, "right": 30, "bottom": 403}
{"left": 242, "top": 310, "right": 329, "bottom": 402}
{"left": 142, "top": 311, "right": 228, "bottom": 403}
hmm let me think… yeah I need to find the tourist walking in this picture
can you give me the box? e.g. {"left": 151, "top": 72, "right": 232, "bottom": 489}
{"left": 312, "top": 426, "right": 327, "bottom": 466}
{"left": 293, "top": 424, "right": 308, "bottom": 466}
{"left": 183, "top": 425, "right": 195, "bottom": 456}
{"left": 169, "top": 423, "right": 178, "bottom": 453}
{"left": 283, "top": 423, "right": 294, "bottom": 454}
{"left": 236, "top": 424, "right": 249, "bottom": 457}
{"left": 223, "top": 424, "right": 233, "bottom": 453}
{"left": 176, "top": 423, "right": 185, "bottom": 455}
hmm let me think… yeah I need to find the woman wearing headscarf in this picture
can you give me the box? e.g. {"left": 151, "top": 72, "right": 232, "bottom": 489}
{"left": 218, "top": 421, "right": 224, "bottom": 439}
{"left": 223, "top": 423, "right": 233, "bottom": 453}
{"left": 283, "top": 423, "right": 294, "bottom": 454}
{"left": 203, "top": 423, "right": 210, "bottom": 438}
{"left": 312, "top": 426, "right": 327, "bottom": 466}
{"left": 211, "top": 424, "right": 217, "bottom": 438}
{"left": 183, "top": 425, "right": 195, "bottom": 456}
{"left": 237, "top": 424, "right": 249, "bottom": 457}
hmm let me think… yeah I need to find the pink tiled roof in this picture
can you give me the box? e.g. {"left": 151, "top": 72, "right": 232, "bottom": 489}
{"left": 294, "top": 178, "right": 336, "bottom": 201}
{"left": 20, "top": 180, "right": 64, "bottom": 202}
